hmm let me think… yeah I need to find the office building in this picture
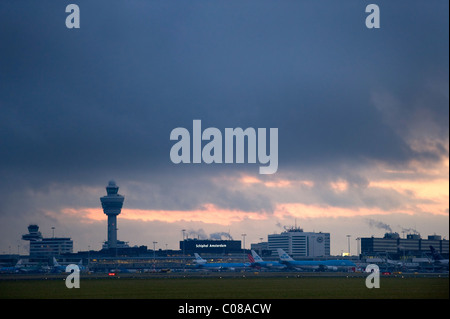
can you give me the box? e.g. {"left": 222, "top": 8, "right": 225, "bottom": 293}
{"left": 268, "top": 227, "right": 330, "bottom": 258}
{"left": 361, "top": 232, "right": 449, "bottom": 258}
{"left": 22, "top": 224, "right": 73, "bottom": 257}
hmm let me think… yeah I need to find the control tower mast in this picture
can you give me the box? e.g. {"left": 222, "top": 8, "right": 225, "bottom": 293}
{"left": 100, "top": 180, "right": 124, "bottom": 249}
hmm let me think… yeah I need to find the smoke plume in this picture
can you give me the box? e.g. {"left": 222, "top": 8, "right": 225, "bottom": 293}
{"left": 209, "top": 232, "right": 233, "bottom": 240}
{"left": 366, "top": 219, "right": 392, "bottom": 232}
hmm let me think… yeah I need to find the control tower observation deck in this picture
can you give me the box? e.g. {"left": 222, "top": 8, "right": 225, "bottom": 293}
{"left": 100, "top": 180, "right": 125, "bottom": 249}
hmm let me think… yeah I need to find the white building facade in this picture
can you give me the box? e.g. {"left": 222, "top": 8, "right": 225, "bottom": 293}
{"left": 268, "top": 229, "right": 330, "bottom": 258}
{"left": 29, "top": 237, "right": 73, "bottom": 257}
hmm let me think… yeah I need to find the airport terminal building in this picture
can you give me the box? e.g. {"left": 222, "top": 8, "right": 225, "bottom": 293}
{"left": 180, "top": 239, "right": 242, "bottom": 254}
{"left": 361, "top": 233, "right": 449, "bottom": 259}
{"left": 268, "top": 228, "right": 330, "bottom": 258}
{"left": 22, "top": 225, "right": 73, "bottom": 257}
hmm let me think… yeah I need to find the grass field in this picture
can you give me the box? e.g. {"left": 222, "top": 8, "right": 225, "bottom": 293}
{"left": 0, "top": 275, "right": 448, "bottom": 299}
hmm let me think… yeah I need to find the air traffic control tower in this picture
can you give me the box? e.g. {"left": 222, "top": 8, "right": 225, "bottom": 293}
{"left": 100, "top": 180, "right": 125, "bottom": 249}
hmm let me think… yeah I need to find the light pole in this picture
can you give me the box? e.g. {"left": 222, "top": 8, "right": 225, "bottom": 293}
{"left": 356, "top": 237, "right": 361, "bottom": 258}
{"left": 241, "top": 234, "right": 247, "bottom": 263}
{"left": 153, "top": 241, "right": 158, "bottom": 271}
{"left": 346, "top": 235, "right": 351, "bottom": 256}
{"left": 182, "top": 229, "right": 186, "bottom": 271}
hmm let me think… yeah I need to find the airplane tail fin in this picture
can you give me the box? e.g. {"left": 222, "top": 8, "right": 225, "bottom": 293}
{"left": 53, "top": 257, "right": 60, "bottom": 266}
{"left": 247, "top": 253, "right": 255, "bottom": 263}
{"left": 194, "top": 253, "right": 207, "bottom": 264}
{"left": 430, "top": 246, "right": 443, "bottom": 260}
{"left": 251, "top": 250, "right": 264, "bottom": 263}
{"left": 277, "top": 248, "right": 295, "bottom": 262}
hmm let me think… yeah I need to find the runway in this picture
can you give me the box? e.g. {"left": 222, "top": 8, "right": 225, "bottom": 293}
{"left": 0, "top": 270, "right": 447, "bottom": 281}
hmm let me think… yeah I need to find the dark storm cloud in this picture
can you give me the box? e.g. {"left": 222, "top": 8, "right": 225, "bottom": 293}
{"left": 0, "top": 1, "right": 448, "bottom": 230}
{"left": 1, "top": 1, "right": 447, "bottom": 183}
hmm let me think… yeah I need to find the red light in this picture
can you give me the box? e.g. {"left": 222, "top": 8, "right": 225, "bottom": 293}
{"left": 108, "top": 272, "right": 116, "bottom": 276}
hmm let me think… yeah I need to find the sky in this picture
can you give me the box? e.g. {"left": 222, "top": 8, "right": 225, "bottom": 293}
{"left": 0, "top": 0, "right": 448, "bottom": 256}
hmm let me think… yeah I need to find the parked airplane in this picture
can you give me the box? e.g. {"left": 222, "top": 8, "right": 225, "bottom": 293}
{"left": 277, "top": 249, "right": 356, "bottom": 271}
{"left": 51, "top": 257, "right": 66, "bottom": 273}
{"left": 0, "top": 259, "right": 25, "bottom": 273}
{"left": 193, "top": 253, "right": 250, "bottom": 271}
{"left": 248, "top": 250, "right": 286, "bottom": 270}
{"left": 194, "top": 253, "right": 207, "bottom": 264}
{"left": 430, "top": 246, "right": 449, "bottom": 269}
{"left": 76, "top": 259, "right": 87, "bottom": 272}
{"left": 52, "top": 258, "right": 87, "bottom": 273}
{"left": 0, "top": 259, "right": 51, "bottom": 273}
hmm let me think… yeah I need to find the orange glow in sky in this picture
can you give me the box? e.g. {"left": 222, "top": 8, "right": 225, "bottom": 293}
{"left": 52, "top": 156, "right": 448, "bottom": 229}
